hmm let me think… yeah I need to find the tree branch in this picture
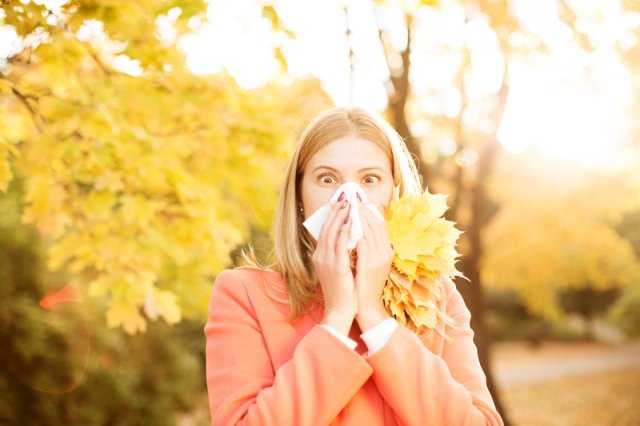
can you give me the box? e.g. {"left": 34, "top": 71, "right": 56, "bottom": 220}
{"left": 10, "top": 86, "right": 43, "bottom": 131}
{"left": 373, "top": 8, "right": 429, "bottom": 187}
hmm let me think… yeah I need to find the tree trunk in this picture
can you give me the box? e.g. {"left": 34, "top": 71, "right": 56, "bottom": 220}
{"left": 583, "top": 314, "right": 595, "bottom": 341}
{"left": 455, "top": 77, "right": 510, "bottom": 423}
{"left": 456, "top": 141, "right": 509, "bottom": 424}
{"left": 384, "top": 15, "right": 431, "bottom": 188}
{"left": 377, "top": 8, "right": 510, "bottom": 424}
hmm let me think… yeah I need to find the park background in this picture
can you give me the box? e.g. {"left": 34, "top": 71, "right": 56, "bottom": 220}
{"left": 1, "top": 0, "right": 639, "bottom": 424}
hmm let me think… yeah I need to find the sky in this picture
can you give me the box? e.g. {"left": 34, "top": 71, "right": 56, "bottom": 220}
{"left": 176, "top": 0, "right": 638, "bottom": 170}
{"left": 2, "top": 0, "right": 638, "bottom": 170}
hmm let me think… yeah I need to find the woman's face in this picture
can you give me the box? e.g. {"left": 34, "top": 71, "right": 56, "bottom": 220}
{"left": 300, "top": 136, "right": 394, "bottom": 219}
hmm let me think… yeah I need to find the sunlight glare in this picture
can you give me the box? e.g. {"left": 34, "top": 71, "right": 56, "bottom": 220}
{"left": 497, "top": 63, "right": 631, "bottom": 168}
{"left": 112, "top": 55, "right": 143, "bottom": 77}
{"left": 0, "top": 25, "right": 21, "bottom": 60}
{"left": 511, "top": 0, "right": 570, "bottom": 46}
{"left": 498, "top": 0, "right": 635, "bottom": 169}
{"left": 180, "top": 0, "right": 280, "bottom": 88}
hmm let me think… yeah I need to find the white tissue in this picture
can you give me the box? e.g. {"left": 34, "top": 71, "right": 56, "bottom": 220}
{"left": 302, "top": 182, "right": 384, "bottom": 249}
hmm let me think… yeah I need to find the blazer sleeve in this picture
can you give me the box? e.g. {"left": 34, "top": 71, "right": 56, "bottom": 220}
{"left": 365, "top": 278, "right": 504, "bottom": 426}
{"left": 205, "top": 269, "right": 373, "bottom": 426}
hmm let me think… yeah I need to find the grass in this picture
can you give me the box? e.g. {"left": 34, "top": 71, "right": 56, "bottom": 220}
{"left": 499, "top": 368, "right": 640, "bottom": 426}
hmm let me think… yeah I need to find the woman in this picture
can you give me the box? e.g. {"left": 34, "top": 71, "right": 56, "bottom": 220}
{"left": 205, "top": 107, "right": 503, "bottom": 425}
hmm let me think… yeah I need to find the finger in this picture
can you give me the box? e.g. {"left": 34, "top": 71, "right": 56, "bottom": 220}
{"left": 357, "top": 199, "right": 378, "bottom": 247}
{"left": 314, "top": 202, "right": 342, "bottom": 266}
{"left": 313, "top": 202, "right": 351, "bottom": 277}
{"left": 355, "top": 203, "right": 379, "bottom": 267}
{"left": 321, "top": 201, "right": 351, "bottom": 255}
{"left": 364, "top": 205, "right": 389, "bottom": 246}
{"left": 360, "top": 202, "right": 393, "bottom": 261}
{"left": 355, "top": 234, "right": 371, "bottom": 269}
{"left": 318, "top": 199, "right": 343, "bottom": 237}
{"left": 335, "top": 217, "right": 352, "bottom": 269}
{"left": 366, "top": 200, "right": 389, "bottom": 234}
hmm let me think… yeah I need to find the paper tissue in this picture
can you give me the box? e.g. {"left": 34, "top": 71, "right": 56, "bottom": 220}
{"left": 302, "top": 182, "right": 384, "bottom": 249}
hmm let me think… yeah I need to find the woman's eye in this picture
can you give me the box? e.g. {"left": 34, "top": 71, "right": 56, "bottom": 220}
{"left": 319, "top": 175, "right": 335, "bottom": 184}
{"left": 363, "top": 176, "right": 379, "bottom": 184}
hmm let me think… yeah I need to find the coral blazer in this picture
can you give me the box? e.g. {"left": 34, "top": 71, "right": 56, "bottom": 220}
{"left": 205, "top": 267, "right": 503, "bottom": 426}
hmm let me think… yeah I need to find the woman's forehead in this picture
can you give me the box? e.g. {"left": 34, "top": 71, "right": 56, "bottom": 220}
{"left": 307, "top": 136, "right": 391, "bottom": 168}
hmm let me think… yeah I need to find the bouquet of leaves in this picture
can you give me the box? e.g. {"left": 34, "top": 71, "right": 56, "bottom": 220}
{"left": 384, "top": 189, "right": 464, "bottom": 335}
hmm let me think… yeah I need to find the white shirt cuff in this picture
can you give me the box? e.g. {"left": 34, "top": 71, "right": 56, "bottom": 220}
{"left": 360, "top": 318, "right": 398, "bottom": 355}
{"left": 319, "top": 324, "right": 358, "bottom": 351}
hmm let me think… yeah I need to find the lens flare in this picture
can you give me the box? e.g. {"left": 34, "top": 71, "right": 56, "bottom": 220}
{"left": 18, "top": 283, "right": 92, "bottom": 394}
{"left": 39, "top": 283, "right": 80, "bottom": 309}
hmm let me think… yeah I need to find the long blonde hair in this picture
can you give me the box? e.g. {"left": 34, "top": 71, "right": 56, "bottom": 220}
{"left": 272, "top": 107, "right": 422, "bottom": 318}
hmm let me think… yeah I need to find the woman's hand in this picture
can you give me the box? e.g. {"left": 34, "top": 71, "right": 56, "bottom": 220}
{"left": 354, "top": 198, "right": 393, "bottom": 332}
{"left": 313, "top": 196, "right": 358, "bottom": 336}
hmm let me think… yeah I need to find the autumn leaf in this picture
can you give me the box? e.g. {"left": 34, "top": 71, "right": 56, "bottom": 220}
{"left": 384, "top": 189, "right": 464, "bottom": 333}
{"left": 0, "top": 0, "right": 331, "bottom": 334}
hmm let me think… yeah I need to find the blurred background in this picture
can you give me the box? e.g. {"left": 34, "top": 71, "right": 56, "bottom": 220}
{"left": 1, "top": 0, "right": 639, "bottom": 425}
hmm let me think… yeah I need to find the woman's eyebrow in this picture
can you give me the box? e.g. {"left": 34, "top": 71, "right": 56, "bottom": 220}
{"left": 310, "top": 165, "right": 390, "bottom": 175}
{"left": 311, "top": 165, "right": 338, "bottom": 173}
{"left": 359, "top": 167, "right": 388, "bottom": 174}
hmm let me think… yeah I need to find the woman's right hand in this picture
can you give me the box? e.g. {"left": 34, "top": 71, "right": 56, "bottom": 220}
{"left": 312, "top": 196, "right": 357, "bottom": 336}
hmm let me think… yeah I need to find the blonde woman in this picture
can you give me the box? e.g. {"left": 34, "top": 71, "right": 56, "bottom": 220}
{"left": 205, "top": 107, "right": 503, "bottom": 426}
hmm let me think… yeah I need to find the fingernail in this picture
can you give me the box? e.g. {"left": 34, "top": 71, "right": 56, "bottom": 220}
{"left": 340, "top": 200, "right": 348, "bottom": 209}
{"left": 338, "top": 192, "right": 345, "bottom": 202}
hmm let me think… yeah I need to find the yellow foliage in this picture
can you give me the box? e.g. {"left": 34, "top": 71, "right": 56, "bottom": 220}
{"left": 0, "top": 79, "right": 12, "bottom": 95}
{"left": 0, "top": 107, "right": 30, "bottom": 192}
{"left": 1, "top": 0, "right": 331, "bottom": 333}
{"left": 384, "top": 189, "right": 463, "bottom": 333}
{"left": 107, "top": 298, "right": 148, "bottom": 334}
{"left": 144, "top": 289, "right": 181, "bottom": 325}
{"left": 484, "top": 152, "right": 640, "bottom": 319}
{"left": 22, "top": 177, "right": 71, "bottom": 238}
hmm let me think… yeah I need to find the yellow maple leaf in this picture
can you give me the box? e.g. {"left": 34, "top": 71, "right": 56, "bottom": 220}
{"left": 384, "top": 189, "right": 464, "bottom": 334}
{"left": 106, "top": 298, "right": 147, "bottom": 335}
{"left": 143, "top": 289, "right": 181, "bottom": 325}
{"left": 0, "top": 79, "right": 12, "bottom": 95}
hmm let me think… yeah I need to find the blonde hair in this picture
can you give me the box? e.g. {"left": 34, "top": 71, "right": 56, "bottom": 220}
{"left": 271, "top": 107, "right": 422, "bottom": 318}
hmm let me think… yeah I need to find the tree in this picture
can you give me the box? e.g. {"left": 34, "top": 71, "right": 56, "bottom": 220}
{"left": 483, "top": 152, "right": 640, "bottom": 321}
{"left": 0, "top": 175, "right": 208, "bottom": 425}
{"left": 1, "top": 0, "right": 330, "bottom": 333}
{"left": 559, "top": 287, "right": 620, "bottom": 340}
{"left": 344, "top": 1, "right": 640, "bottom": 421}
{"left": 606, "top": 13, "right": 640, "bottom": 338}
{"left": 362, "top": 1, "right": 512, "bottom": 418}
{"left": 4, "top": 1, "right": 640, "bottom": 422}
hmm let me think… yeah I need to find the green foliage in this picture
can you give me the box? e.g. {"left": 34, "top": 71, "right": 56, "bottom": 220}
{"left": 0, "top": 178, "right": 208, "bottom": 425}
{"left": 610, "top": 210, "right": 640, "bottom": 337}
{"left": 558, "top": 288, "right": 620, "bottom": 320}
{"left": 609, "top": 285, "right": 640, "bottom": 338}
{"left": 559, "top": 288, "right": 620, "bottom": 339}
{"left": 485, "top": 290, "right": 583, "bottom": 343}
{"left": 617, "top": 209, "right": 640, "bottom": 257}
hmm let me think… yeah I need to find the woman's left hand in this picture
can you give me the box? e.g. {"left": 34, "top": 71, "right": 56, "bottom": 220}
{"left": 354, "top": 198, "right": 393, "bottom": 332}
